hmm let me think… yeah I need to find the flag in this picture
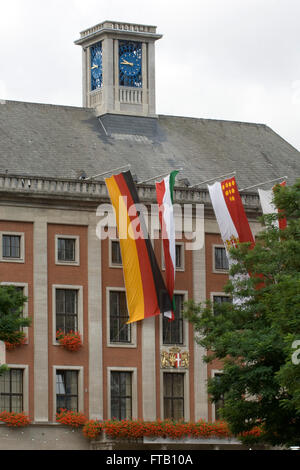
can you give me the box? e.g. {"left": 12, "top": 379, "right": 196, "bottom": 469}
{"left": 156, "top": 170, "right": 179, "bottom": 320}
{"left": 105, "top": 170, "right": 172, "bottom": 323}
{"left": 258, "top": 181, "right": 287, "bottom": 230}
{"left": 208, "top": 176, "right": 255, "bottom": 265}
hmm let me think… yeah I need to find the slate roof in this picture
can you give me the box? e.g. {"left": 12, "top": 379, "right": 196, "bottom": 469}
{"left": 0, "top": 100, "right": 299, "bottom": 190}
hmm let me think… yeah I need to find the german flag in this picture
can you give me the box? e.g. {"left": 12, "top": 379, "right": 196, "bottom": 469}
{"left": 105, "top": 171, "right": 172, "bottom": 323}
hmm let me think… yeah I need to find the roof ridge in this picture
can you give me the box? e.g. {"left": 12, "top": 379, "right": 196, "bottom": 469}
{"left": 1, "top": 99, "right": 90, "bottom": 112}
{"left": 158, "top": 113, "right": 267, "bottom": 128}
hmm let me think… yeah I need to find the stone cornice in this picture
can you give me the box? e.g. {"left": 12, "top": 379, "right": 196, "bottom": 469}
{"left": 0, "top": 174, "right": 261, "bottom": 215}
{"left": 75, "top": 21, "right": 162, "bottom": 46}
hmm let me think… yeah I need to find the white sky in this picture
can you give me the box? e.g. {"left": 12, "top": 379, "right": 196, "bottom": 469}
{"left": 0, "top": 0, "right": 299, "bottom": 151}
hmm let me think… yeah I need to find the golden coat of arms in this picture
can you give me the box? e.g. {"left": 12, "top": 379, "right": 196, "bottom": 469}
{"left": 160, "top": 347, "right": 189, "bottom": 369}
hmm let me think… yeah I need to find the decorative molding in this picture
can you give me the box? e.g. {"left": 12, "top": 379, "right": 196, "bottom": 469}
{"left": 0, "top": 174, "right": 261, "bottom": 210}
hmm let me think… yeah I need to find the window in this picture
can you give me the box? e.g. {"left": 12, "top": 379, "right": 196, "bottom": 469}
{"left": 213, "top": 295, "right": 231, "bottom": 305}
{"left": 163, "top": 294, "right": 184, "bottom": 345}
{"left": 2, "top": 235, "right": 21, "bottom": 259}
{"left": 212, "top": 294, "right": 232, "bottom": 314}
{"left": 110, "top": 371, "right": 132, "bottom": 420}
{"left": 0, "top": 369, "right": 23, "bottom": 412}
{"left": 111, "top": 240, "right": 122, "bottom": 265}
{"left": 213, "top": 372, "right": 224, "bottom": 421}
{"left": 175, "top": 244, "right": 183, "bottom": 269}
{"left": 163, "top": 373, "right": 184, "bottom": 420}
{"left": 109, "top": 291, "right": 131, "bottom": 343}
{"left": 56, "top": 370, "right": 79, "bottom": 413}
{"left": 57, "top": 238, "right": 76, "bottom": 262}
{"left": 55, "top": 235, "right": 79, "bottom": 265}
{"left": 56, "top": 289, "right": 78, "bottom": 334}
{"left": 162, "top": 243, "right": 184, "bottom": 271}
{"left": 214, "top": 246, "right": 229, "bottom": 271}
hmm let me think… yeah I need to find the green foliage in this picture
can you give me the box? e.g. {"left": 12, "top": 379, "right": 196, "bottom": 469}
{"left": 0, "top": 285, "right": 31, "bottom": 349}
{"left": 184, "top": 180, "right": 300, "bottom": 447}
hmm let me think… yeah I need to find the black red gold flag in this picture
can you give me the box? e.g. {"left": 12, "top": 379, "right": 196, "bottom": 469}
{"left": 105, "top": 170, "right": 172, "bottom": 323}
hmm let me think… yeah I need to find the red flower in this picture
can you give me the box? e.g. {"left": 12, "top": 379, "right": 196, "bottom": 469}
{"left": 0, "top": 411, "right": 31, "bottom": 427}
{"left": 56, "top": 330, "right": 82, "bottom": 352}
{"left": 56, "top": 409, "right": 87, "bottom": 427}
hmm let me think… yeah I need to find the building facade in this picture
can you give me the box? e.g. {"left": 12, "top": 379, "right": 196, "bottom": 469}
{"left": 0, "top": 21, "right": 299, "bottom": 447}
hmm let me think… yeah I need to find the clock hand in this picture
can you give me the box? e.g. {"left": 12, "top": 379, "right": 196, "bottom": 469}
{"left": 121, "top": 60, "right": 134, "bottom": 66}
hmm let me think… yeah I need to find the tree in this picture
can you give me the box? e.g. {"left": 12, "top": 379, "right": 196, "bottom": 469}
{"left": 184, "top": 180, "right": 300, "bottom": 447}
{"left": 0, "top": 285, "right": 31, "bottom": 375}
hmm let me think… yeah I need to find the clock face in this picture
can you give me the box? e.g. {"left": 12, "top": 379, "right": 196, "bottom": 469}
{"left": 90, "top": 42, "right": 103, "bottom": 90}
{"left": 119, "top": 41, "right": 142, "bottom": 88}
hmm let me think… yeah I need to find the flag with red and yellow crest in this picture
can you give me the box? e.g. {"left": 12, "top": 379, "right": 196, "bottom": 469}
{"left": 208, "top": 176, "right": 255, "bottom": 264}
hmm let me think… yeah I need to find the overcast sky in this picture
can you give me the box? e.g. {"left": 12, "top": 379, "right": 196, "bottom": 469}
{"left": 1, "top": 0, "right": 299, "bottom": 151}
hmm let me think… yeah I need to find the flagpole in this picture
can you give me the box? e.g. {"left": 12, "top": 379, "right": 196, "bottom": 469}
{"left": 239, "top": 176, "right": 288, "bottom": 192}
{"left": 86, "top": 164, "right": 131, "bottom": 181}
{"left": 189, "top": 171, "right": 236, "bottom": 188}
{"left": 139, "top": 168, "right": 183, "bottom": 184}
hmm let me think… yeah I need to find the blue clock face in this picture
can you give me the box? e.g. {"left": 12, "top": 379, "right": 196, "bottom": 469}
{"left": 119, "top": 41, "right": 142, "bottom": 88}
{"left": 90, "top": 43, "right": 103, "bottom": 90}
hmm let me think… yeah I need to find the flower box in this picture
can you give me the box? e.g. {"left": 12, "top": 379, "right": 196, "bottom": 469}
{"left": 0, "top": 411, "right": 31, "bottom": 427}
{"left": 56, "top": 330, "right": 82, "bottom": 352}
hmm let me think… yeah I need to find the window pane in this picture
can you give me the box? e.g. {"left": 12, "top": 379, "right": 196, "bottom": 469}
{"left": 111, "top": 398, "right": 119, "bottom": 420}
{"left": 163, "top": 373, "right": 184, "bottom": 420}
{"left": 0, "top": 369, "right": 23, "bottom": 413}
{"left": 111, "top": 241, "right": 122, "bottom": 264}
{"left": 3, "top": 235, "right": 20, "bottom": 258}
{"left": 0, "top": 395, "right": 10, "bottom": 411}
{"left": 110, "top": 372, "right": 132, "bottom": 420}
{"left": 215, "top": 247, "right": 229, "bottom": 270}
{"left": 56, "top": 290, "right": 65, "bottom": 313}
{"left": 175, "top": 245, "right": 182, "bottom": 268}
{"left": 172, "top": 399, "right": 184, "bottom": 420}
{"left": 56, "top": 290, "right": 78, "bottom": 333}
{"left": 11, "top": 370, "right": 23, "bottom": 394}
{"left": 2, "top": 235, "right": 10, "bottom": 257}
{"left": 164, "top": 398, "right": 173, "bottom": 419}
{"left": 173, "top": 373, "right": 184, "bottom": 396}
{"left": 11, "top": 396, "right": 23, "bottom": 413}
{"left": 109, "top": 291, "right": 130, "bottom": 343}
{"left": 163, "top": 294, "right": 183, "bottom": 345}
{"left": 56, "top": 374, "right": 65, "bottom": 395}
{"left": 58, "top": 238, "right": 75, "bottom": 261}
{"left": 56, "top": 370, "right": 78, "bottom": 412}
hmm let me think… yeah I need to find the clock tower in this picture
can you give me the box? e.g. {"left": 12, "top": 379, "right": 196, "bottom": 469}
{"left": 75, "top": 21, "right": 162, "bottom": 118}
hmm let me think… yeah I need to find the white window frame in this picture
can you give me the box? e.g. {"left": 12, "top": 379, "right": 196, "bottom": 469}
{"left": 109, "top": 238, "right": 123, "bottom": 268}
{"left": 211, "top": 369, "right": 224, "bottom": 422}
{"left": 106, "top": 287, "right": 136, "bottom": 348}
{"left": 53, "top": 365, "right": 84, "bottom": 418}
{"left": 55, "top": 234, "right": 80, "bottom": 266}
{"left": 212, "top": 244, "right": 229, "bottom": 274}
{"left": 210, "top": 292, "right": 231, "bottom": 304}
{"left": 0, "top": 231, "right": 25, "bottom": 263}
{"left": 52, "top": 285, "right": 84, "bottom": 345}
{"left": 0, "top": 365, "right": 29, "bottom": 415}
{"left": 107, "top": 367, "right": 138, "bottom": 420}
{"left": 0, "top": 282, "right": 29, "bottom": 342}
{"left": 160, "top": 290, "right": 189, "bottom": 348}
{"left": 161, "top": 369, "right": 189, "bottom": 422}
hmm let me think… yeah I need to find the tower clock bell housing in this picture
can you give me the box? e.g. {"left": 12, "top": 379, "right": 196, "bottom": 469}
{"left": 75, "top": 21, "right": 162, "bottom": 118}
